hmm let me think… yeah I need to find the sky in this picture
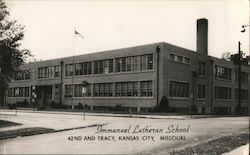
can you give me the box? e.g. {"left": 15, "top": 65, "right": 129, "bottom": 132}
{"left": 6, "top": 0, "right": 250, "bottom": 61}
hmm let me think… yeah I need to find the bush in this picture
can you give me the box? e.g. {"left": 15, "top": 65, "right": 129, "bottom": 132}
{"left": 112, "top": 104, "right": 124, "bottom": 111}
{"left": 50, "top": 101, "right": 68, "bottom": 109}
{"left": 76, "top": 103, "right": 84, "bottom": 109}
{"left": 17, "top": 99, "right": 29, "bottom": 107}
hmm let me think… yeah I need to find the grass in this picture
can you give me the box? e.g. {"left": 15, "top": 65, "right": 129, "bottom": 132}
{"left": 0, "top": 127, "right": 55, "bottom": 140}
{"left": 169, "top": 133, "right": 249, "bottom": 155}
{"left": 0, "top": 120, "right": 22, "bottom": 128}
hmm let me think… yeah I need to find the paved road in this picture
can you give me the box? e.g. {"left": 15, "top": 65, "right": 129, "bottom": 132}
{"left": 0, "top": 110, "right": 248, "bottom": 154}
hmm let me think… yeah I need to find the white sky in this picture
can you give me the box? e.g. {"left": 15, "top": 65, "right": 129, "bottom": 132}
{"left": 6, "top": 0, "right": 250, "bottom": 61}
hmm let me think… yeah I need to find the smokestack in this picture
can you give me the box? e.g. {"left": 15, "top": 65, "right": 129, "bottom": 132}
{"left": 197, "top": 18, "right": 208, "bottom": 55}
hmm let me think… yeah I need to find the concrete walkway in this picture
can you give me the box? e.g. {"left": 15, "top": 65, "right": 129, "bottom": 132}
{"left": 0, "top": 110, "right": 106, "bottom": 132}
{"left": 222, "top": 144, "right": 249, "bottom": 155}
{"left": 1, "top": 109, "right": 200, "bottom": 120}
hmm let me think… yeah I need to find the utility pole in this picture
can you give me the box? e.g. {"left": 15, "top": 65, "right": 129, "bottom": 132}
{"left": 237, "top": 41, "right": 242, "bottom": 115}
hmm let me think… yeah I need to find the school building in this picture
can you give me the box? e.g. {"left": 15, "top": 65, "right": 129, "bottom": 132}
{"left": 5, "top": 18, "right": 250, "bottom": 114}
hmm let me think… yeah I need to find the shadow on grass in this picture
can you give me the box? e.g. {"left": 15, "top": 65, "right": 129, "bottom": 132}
{"left": 0, "top": 127, "right": 55, "bottom": 140}
{"left": 0, "top": 120, "right": 22, "bottom": 128}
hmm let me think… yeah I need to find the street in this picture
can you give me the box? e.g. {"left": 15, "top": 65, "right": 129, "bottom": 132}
{"left": 0, "top": 110, "right": 249, "bottom": 154}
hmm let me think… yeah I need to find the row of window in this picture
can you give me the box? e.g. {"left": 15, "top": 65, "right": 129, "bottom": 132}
{"left": 38, "top": 66, "right": 61, "bottom": 79}
{"left": 169, "top": 53, "right": 191, "bottom": 64}
{"left": 65, "top": 81, "right": 153, "bottom": 97}
{"left": 169, "top": 81, "right": 248, "bottom": 100}
{"left": 66, "top": 54, "right": 153, "bottom": 77}
{"left": 214, "top": 65, "right": 232, "bottom": 80}
{"left": 13, "top": 70, "right": 31, "bottom": 81}
{"left": 8, "top": 87, "right": 30, "bottom": 97}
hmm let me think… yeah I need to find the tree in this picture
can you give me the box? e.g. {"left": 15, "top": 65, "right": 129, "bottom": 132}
{"left": 0, "top": 0, "right": 31, "bottom": 105}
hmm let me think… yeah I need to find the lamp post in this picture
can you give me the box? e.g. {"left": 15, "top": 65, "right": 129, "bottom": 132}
{"left": 241, "top": 25, "right": 250, "bottom": 33}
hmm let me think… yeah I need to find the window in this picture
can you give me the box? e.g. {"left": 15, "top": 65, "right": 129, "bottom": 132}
{"left": 214, "top": 65, "right": 231, "bottom": 80}
{"left": 54, "top": 66, "right": 61, "bottom": 77}
{"left": 169, "top": 53, "right": 190, "bottom": 64}
{"left": 74, "top": 84, "right": 91, "bottom": 97}
{"left": 38, "top": 68, "right": 44, "bottom": 79}
{"left": 177, "top": 56, "right": 183, "bottom": 62}
{"left": 198, "top": 84, "right": 206, "bottom": 99}
{"left": 115, "top": 82, "right": 138, "bottom": 97}
{"left": 141, "top": 81, "right": 153, "bottom": 97}
{"left": 65, "top": 85, "right": 73, "bottom": 97}
{"left": 235, "top": 89, "right": 248, "bottom": 100}
{"left": 66, "top": 64, "right": 74, "bottom": 76}
{"left": 93, "top": 83, "right": 113, "bottom": 97}
{"left": 44, "top": 66, "right": 54, "bottom": 78}
{"left": 104, "top": 59, "right": 113, "bottom": 74}
{"left": 75, "top": 63, "right": 83, "bottom": 76}
{"left": 8, "top": 88, "right": 13, "bottom": 97}
{"left": 198, "top": 61, "right": 206, "bottom": 76}
{"left": 14, "top": 70, "right": 31, "bottom": 80}
{"left": 235, "top": 71, "right": 248, "bottom": 84}
{"left": 170, "top": 54, "right": 175, "bottom": 61}
{"left": 141, "top": 54, "right": 153, "bottom": 70}
{"left": 82, "top": 62, "right": 92, "bottom": 75}
{"left": 169, "top": 81, "right": 189, "bottom": 98}
{"left": 215, "top": 86, "right": 231, "bottom": 99}
{"left": 184, "top": 57, "right": 190, "bottom": 64}
{"left": 24, "top": 87, "right": 30, "bottom": 97}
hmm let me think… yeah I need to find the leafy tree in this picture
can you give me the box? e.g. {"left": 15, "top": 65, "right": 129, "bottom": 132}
{"left": 0, "top": 0, "right": 31, "bottom": 105}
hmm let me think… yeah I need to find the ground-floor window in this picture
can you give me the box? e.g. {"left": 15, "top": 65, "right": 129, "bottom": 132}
{"left": 214, "top": 86, "right": 231, "bottom": 99}
{"left": 198, "top": 84, "right": 206, "bottom": 99}
{"left": 169, "top": 81, "right": 189, "bottom": 98}
{"left": 94, "top": 83, "right": 112, "bottom": 97}
{"left": 74, "top": 84, "right": 91, "bottom": 97}
{"left": 141, "top": 81, "right": 152, "bottom": 97}
{"left": 235, "top": 88, "right": 248, "bottom": 100}
{"left": 65, "top": 85, "right": 73, "bottom": 97}
{"left": 115, "top": 82, "right": 139, "bottom": 97}
{"left": 7, "top": 87, "right": 30, "bottom": 97}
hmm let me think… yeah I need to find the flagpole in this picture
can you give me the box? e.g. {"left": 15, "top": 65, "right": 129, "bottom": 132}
{"left": 71, "top": 27, "right": 76, "bottom": 110}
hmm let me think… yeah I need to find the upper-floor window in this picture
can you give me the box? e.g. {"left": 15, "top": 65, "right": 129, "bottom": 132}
{"left": 94, "top": 83, "right": 113, "bottom": 97}
{"left": 235, "top": 71, "right": 248, "bottom": 84}
{"left": 198, "top": 61, "right": 206, "bottom": 76}
{"left": 116, "top": 56, "right": 138, "bottom": 72}
{"left": 54, "top": 65, "right": 61, "bottom": 77}
{"left": 169, "top": 53, "right": 190, "bottom": 64}
{"left": 66, "top": 64, "right": 74, "bottom": 76}
{"left": 74, "top": 84, "right": 91, "bottom": 97}
{"left": 141, "top": 54, "right": 153, "bottom": 70}
{"left": 214, "top": 65, "right": 231, "bottom": 80}
{"left": 14, "top": 70, "right": 31, "bottom": 81}
{"left": 115, "top": 82, "right": 138, "bottom": 97}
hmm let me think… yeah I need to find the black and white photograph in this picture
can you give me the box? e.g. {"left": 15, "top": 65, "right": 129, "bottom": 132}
{"left": 0, "top": 0, "right": 249, "bottom": 154}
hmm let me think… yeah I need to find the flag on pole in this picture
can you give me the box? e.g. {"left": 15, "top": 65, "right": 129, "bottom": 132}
{"left": 74, "top": 30, "right": 84, "bottom": 39}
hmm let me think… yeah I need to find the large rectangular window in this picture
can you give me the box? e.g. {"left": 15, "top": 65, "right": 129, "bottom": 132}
{"left": 65, "top": 85, "right": 73, "bottom": 97}
{"left": 235, "top": 89, "right": 248, "bottom": 100}
{"left": 115, "top": 82, "right": 138, "bottom": 97}
{"left": 214, "top": 65, "right": 231, "bottom": 80}
{"left": 169, "top": 81, "right": 189, "bottom": 98}
{"left": 14, "top": 70, "right": 31, "bottom": 80}
{"left": 93, "top": 83, "right": 113, "bottom": 97}
{"left": 141, "top": 54, "right": 153, "bottom": 70}
{"left": 75, "top": 63, "right": 83, "bottom": 76}
{"left": 235, "top": 71, "right": 248, "bottom": 84}
{"left": 66, "top": 64, "right": 74, "bottom": 76}
{"left": 215, "top": 86, "right": 231, "bottom": 99}
{"left": 198, "top": 84, "right": 206, "bottom": 99}
{"left": 54, "top": 65, "right": 61, "bottom": 77}
{"left": 141, "top": 81, "right": 153, "bottom": 97}
{"left": 115, "top": 56, "right": 138, "bottom": 72}
{"left": 169, "top": 53, "right": 190, "bottom": 64}
{"left": 198, "top": 61, "right": 206, "bottom": 76}
{"left": 74, "top": 84, "right": 91, "bottom": 97}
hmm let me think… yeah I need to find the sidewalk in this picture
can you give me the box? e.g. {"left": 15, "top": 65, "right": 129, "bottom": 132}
{"left": 1, "top": 109, "right": 195, "bottom": 120}
{"left": 222, "top": 144, "right": 249, "bottom": 155}
{"left": 0, "top": 110, "right": 106, "bottom": 132}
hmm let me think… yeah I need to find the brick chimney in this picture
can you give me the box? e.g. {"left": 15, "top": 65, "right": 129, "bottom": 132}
{"left": 197, "top": 18, "right": 208, "bottom": 55}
